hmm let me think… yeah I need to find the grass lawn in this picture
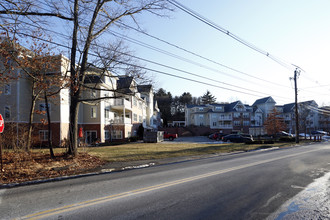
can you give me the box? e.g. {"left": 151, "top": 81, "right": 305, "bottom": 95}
{"left": 85, "top": 142, "right": 295, "bottom": 162}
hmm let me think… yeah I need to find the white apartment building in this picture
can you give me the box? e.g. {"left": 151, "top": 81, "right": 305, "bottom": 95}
{"left": 185, "top": 96, "right": 321, "bottom": 135}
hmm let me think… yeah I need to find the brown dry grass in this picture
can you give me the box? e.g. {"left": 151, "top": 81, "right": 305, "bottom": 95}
{"left": 1, "top": 151, "right": 105, "bottom": 185}
{"left": 1, "top": 141, "right": 295, "bottom": 185}
{"left": 86, "top": 142, "right": 291, "bottom": 162}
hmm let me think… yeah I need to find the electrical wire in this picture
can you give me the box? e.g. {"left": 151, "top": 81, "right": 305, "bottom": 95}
{"left": 33, "top": 0, "right": 291, "bottom": 89}
{"left": 1, "top": 15, "right": 294, "bottom": 100}
{"left": 11, "top": 31, "right": 294, "bottom": 102}
{"left": 115, "top": 21, "right": 289, "bottom": 89}
{"left": 167, "top": 0, "right": 297, "bottom": 71}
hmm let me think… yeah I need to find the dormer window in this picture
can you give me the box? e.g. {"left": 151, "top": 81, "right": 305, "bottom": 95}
{"left": 215, "top": 107, "right": 222, "bottom": 111}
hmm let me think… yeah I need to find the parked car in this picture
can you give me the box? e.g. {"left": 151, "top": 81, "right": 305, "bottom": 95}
{"left": 208, "top": 132, "right": 226, "bottom": 140}
{"left": 222, "top": 134, "right": 253, "bottom": 143}
{"left": 276, "top": 131, "right": 293, "bottom": 137}
{"left": 163, "top": 131, "right": 178, "bottom": 141}
{"left": 311, "top": 130, "right": 328, "bottom": 135}
{"left": 322, "top": 135, "right": 330, "bottom": 140}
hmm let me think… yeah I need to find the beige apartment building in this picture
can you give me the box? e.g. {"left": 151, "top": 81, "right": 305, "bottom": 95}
{"left": 0, "top": 54, "right": 71, "bottom": 146}
{"left": 0, "top": 50, "right": 160, "bottom": 146}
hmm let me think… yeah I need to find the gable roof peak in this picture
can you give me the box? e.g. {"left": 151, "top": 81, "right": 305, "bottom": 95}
{"left": 253, "top": 96, "right": 276, "bottom": 106}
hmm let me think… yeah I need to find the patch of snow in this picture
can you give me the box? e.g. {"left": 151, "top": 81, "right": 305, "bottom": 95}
{"left": 121, "top": 163, "right": 156, "bottom": 171}
{"left": 268, "top": 172, "right": 330, "bottom": 219}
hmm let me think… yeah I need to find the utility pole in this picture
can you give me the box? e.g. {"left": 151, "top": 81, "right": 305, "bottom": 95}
{"left": 294, "top": 68, "right": 300, "bottom": 143}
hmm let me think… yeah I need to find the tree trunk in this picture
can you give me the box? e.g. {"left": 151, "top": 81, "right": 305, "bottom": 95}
{"left": 68, "top": 95, "right": 79, "bottom": 156}
{"left": 27, "top": 81, "right": 38, "bottom": 151}
{"left": 67, "top": 0, "right": 79, "bottom": 156}
{"left": 44, "top": 91, "right": 55, "bottom": 158}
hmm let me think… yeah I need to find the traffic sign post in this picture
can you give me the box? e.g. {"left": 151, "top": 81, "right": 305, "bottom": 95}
{"left": 0, "top": 113, "right": 4, "bottom": 133}
{"left": 0, "top": 114, "right": 3, "bottom": 174}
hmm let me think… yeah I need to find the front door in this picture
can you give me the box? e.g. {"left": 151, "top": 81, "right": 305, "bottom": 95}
{"left": 86, "top": 131, "right": 97, "bottom": 144}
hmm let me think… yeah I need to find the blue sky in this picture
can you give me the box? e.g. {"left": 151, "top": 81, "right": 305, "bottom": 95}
{"left": 119, "top": 0, "right": 330, "bottom": 106}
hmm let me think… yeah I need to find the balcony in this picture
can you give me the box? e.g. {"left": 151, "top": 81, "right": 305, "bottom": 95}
{"left": 218, "top": 124, "right": 233, "bottom": 129}
{"left": 218, "top": 116, "right": 232, "bottom": 121}
{"left": 112, "top": 98, "right": 132, "bottom": 111}
{"left": 112, "top": 117, "right": 132, "bottom": 124}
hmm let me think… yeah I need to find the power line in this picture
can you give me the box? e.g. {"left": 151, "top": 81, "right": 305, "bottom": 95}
{"left": 1, "top": 15, "right": 293, "bottom": 100}
{"left": 115, "top": 21, "right": 289, "bottom": 89}
{"left": 1, "top": 15, "right": 269, "bottom": 88}
{"left": 108, "top": 30, "right": 267, "bottom": 87}
{"left": 167, "top": 0, "right": 297, "bottom": 71}
{"left": 37, "top": 0, "right": 291, "bottom": 88}
{"left": 13, "top": 31, "right": 294, "bottom": 102}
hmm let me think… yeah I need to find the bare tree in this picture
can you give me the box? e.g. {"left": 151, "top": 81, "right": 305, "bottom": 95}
{"left": 1, "top": 0, "right": 172, "bottom": 156}
{"left": 0, "top": 33, "right": 68, "bottom": 155}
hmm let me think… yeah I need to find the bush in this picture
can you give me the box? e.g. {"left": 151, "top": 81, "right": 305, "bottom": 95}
{"left": 279, "top": 136, "right": 295, "bottom": 142}
{"left": 245, "top": 140, "right": 262, "bottom": 145}
{"left": 128, "top": 136, "right": 139, "bottom": 142}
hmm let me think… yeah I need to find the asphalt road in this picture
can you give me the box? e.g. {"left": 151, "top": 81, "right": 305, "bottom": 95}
{"left": 1, "top": 142, "right": 330, "bottom": 220}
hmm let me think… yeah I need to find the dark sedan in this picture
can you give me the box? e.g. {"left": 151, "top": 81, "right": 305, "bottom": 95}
{"left": 222, "top": 134, "right": 253, "bottom": 143}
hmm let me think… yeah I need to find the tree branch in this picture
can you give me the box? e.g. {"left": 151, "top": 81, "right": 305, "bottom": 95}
{"left": 0, "top": 10, "right": 73, "bottom": 20}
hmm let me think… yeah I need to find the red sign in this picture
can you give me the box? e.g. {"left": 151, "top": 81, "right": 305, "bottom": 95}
{"left": 0, "top": 114, "right": 4, "bottom": 133}
{"left": 79, "top": 127, "right": 83, "bottom": 138}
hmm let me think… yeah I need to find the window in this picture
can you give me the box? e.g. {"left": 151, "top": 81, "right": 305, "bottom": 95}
{"left": 4, "top": 106, "right": 10, "bottom": 119}
{"left": 91, "top": 106, "right": 97, "bottom": 118}
{"left": 139, "top": 115, "right": 142, "bottom": 123}
{"left": 104, "top": 107, "right": 110, "bottom": 119}
{"left": 215, "top": 107, "right": 222, "bottom": 111}
{"left": 139, "top": 102, "right": 142, "bottom": 109}
{"left": 105, "top": 130, "right": 110, "bottom": 140}
{"left": 236, "top": 105, "right": 244, "bottom": 111}
{"left": 86, "top": 131, "right": 97, "bottom": 144}
{"left": 243, "top": 113, "right": 249, "bottom": 118}
{"left": 39, "top": 130, "right": 50, "bottom": 141}
{"left": 234, "top": 121, "right": 241, "bottom": 126}
{"left": 111, "top": 130, "right": 122, "bottom": 139}
{"left": 213, "top": 122, "right": 217, "bottom": 126}
{"left": 133, "top": 113, "right": 137, "bottom": 122}
{"left": 4, "top": 84, "right": 11, "bottom": 95}
{"left": 234, "top": 113, "right": 240, "bottom": 118}
{"left": 133, "top": 98, "right": 137, "bottom": 106}
{"left": 243, "top": 121, "right": 250, "bottom": 126}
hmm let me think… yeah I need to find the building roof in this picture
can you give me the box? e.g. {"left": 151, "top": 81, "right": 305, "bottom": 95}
{"left": 281, "top": 100, "right": 317, "bottom": 113}
{"left": 186, "top": 104, "right": 207, "bottom": 108}
{"left": 224, "top": 101, "right": 239, "bottom": 112}
{"left": 84, "top": 75, "right": 103, "bottom": 84}
{"left": 252, "top": 96, "right": 275, "bottom": 106}
{"left": 282, "top": 103, "right": 295, "bottom": 113}
{"left": 117, "top": 77, "right": 134, "bottom": 94}
{"left": 137, "top": 85, "right": 152, "bottom": 93}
